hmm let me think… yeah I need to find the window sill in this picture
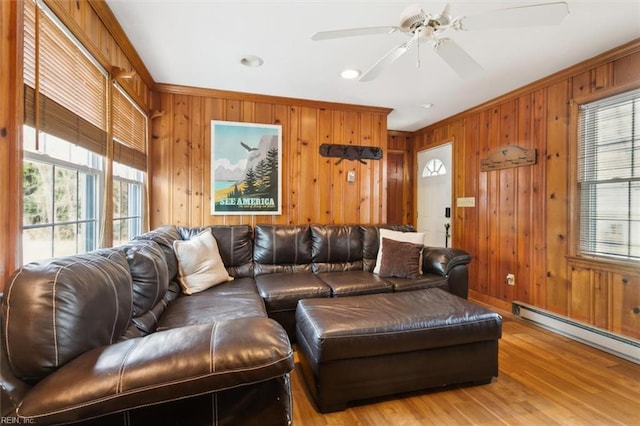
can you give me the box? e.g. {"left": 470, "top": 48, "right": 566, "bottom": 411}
{"left": 567, "top": 255, "right": 640, "bottom": 277}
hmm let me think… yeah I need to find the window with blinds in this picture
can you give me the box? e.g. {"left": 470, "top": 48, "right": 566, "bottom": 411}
{"left": 112, "top": 83, "right": 147, "bottom": 171}
{"left": 23, "top": 0, "right": 108, "bottom": 152}
{"left": 22, "top": 0, "right": 148, "bottom": 261}
{"left": 577, "top": 88, "right": 640, "bottom": 262}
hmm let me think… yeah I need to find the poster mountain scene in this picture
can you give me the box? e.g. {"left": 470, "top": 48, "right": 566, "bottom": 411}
{"left": 211, "top": 121, "right": 281, "bottom": 214}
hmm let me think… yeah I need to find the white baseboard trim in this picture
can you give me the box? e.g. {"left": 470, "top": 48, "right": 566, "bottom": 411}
{"left": 512, "top": 301, "right": 640, "bottom": 365}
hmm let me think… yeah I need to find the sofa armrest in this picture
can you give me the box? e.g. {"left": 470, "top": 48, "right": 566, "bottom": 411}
{"left": 422, "top": 247, "right": 472, "bottom": 299}
{"left": 422, "top": 247, "right": 471, "bottom": 276}
{"left": 17, "top": 317, "right": 293, "bottom": 425}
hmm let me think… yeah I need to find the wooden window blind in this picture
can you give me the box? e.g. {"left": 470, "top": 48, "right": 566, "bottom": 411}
{"left": 23, "top": 0, "right": 108, "bottom": 153}
{"left": 112, "top": 83, "right": 148, "bottom": 171}
{"left": 577, "top": 88, "right": 640, "bottom": 262}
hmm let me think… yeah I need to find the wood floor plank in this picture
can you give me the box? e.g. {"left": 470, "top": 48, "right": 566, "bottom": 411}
{"left": 291, "top": 312, "right": 640, "bottom": 425}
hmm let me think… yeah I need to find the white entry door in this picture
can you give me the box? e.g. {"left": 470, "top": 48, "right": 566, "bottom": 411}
{"left": 416, "top": 143, "right": 452, "bottom": 247}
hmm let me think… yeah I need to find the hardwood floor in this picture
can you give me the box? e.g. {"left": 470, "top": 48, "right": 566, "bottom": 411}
{"left": 291, "top": 312, "right": 640, "bottom": 425}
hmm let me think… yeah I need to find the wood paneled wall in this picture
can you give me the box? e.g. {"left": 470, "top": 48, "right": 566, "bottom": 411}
{"left": 150, "top": 85, "right": 391, "bottom": 228}
{"left": 411, "top": 39, "right": 640, "bottom": 338}
{"left": 1, "top": 0, "right": 23, "bottom": 286}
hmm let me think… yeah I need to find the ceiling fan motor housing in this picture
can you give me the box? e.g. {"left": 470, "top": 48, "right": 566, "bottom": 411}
{"left": 399, "top": 6, "right": 449, "bottom": 36}
{"left": 399, "top": 6, "right": 427, "bottom": 32}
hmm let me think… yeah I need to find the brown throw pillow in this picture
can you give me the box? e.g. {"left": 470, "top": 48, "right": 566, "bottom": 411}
{"left": 378, "top": 237, "right": 423, "bottom": 279}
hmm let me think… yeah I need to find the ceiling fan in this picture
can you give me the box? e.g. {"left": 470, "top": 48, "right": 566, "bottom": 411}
{"left": 311, "top": 2, "right": 569, "bottom": 82}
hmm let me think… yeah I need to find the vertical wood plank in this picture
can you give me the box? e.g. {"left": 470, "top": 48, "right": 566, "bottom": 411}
{"left": 498, "top": 100, "right": 518, "bottom": 302}
{"left": 611, "top": 273, "right": 640, "bottom": 338}
{"left": 299, "top": 107, "right": 318, "bottom": 223}
{"left": 318, "top": 108, "right": 333, "bottom": 224}
{"left": 332, "top": 110, "right": 346, "bottom": 223}
{"left": 343, "top": 111, "right": 360, "bottom": 222}
{"left": 189, "top": 96, "right": 204, "bottom": 227}
{"left": 531, "top": 88, "right": 548, "bottom": 308}
{"left": 516, "top": 94, "right": 533, "bottom": 303}
{"left": 151, "top": 93, "right": 174, "bottom": 226}
{"left": 463, "top": 115, "right": 480, "bottom": 292}
{"left": 475, "top": 110, "right": 491, "bottom": 296}
{"left": 569, "top": 266, "right": 593, "bottom": 323}
{"left": 486, "top": 107, "right": 501, "bottom": 299}
{"left": 545, "top": 80, "right": 571, "bottom": 315}
{"left": 0, "top": 0, "right": 23, "bottom": 287}
{"left": 273, "top": 104, "right": 290, "bottom": 225}
{"left": 172, "top": 94, "right": 191, "bottom": 226}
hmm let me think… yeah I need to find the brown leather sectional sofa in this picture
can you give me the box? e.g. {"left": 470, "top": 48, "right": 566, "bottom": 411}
{"left": 1, "top": 224, "right": 472, "bottom": 425}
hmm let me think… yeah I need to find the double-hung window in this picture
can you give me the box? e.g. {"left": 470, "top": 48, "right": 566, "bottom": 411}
{"left": 22, "top": 129, "right": 103, "bottom": 263}
{"left": 577, "top": 88, "right": 640, "bottom": 262}
{"left": 22, "top": 0, "right": 147, "bottom": 263}
{"left": 111, "top": 83, "right": 148, "bottom": 246}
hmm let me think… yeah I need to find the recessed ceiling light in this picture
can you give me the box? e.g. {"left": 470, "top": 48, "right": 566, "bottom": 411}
{"left": 421, "top": 103, "right": 434, "bottom": 109}
{"left": 240, "top": 55, "right": 264, "bottom": 67}
{"left": 340, "top": 69, "right": 360, "bottom": 80}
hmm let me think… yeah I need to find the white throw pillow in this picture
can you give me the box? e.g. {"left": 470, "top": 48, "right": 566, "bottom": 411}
{"left": 373, "top": 228, "right": 425, "bottom": 274}
{"left": 173, "top": 230, "right": 233, "bottom": 295}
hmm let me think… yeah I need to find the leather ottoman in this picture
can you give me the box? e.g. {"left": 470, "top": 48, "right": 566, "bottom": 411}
{"left": 295, "top": 288, "right": 502, "bottom": 413}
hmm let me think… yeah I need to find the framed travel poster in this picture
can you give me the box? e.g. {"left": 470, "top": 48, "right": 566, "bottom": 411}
{"left": 211, "top": 120, "right": 282, "bottom": 215}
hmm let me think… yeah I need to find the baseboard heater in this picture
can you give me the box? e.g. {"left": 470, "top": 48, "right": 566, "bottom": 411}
{"left": 512, "top": 301, "right": 640, "bottom": 365}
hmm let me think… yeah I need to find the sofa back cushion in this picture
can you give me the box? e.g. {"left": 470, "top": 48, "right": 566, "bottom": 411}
{"left": 2, "top": 251, "right": 133, "bottom": 381}
{"left": 360, "top": 224, "right": 416, "bottom": 271}
{"left": 118, "top": 240, "right": 169, "bottom": 318}
{"left": 311, "top": 225, "right": 363, "bottom": 273}
{"left": 133, "top": 225, "right": 181, "bottom": 281}
{"left": 254, "top": 225, "right": 313, "bottom": 275}
{"left": 178, "top": 225, "right": 254, "bottom": 278}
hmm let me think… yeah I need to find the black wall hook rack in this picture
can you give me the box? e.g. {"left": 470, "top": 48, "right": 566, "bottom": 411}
{"left": 319, "top": 144, "right": 383, "bottom": 165}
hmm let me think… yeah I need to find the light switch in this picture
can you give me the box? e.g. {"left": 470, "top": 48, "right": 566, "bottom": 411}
{"left": 457, "top": 197, "right": 476, "bottom": 207}
{"left": 347, "top": 170, "right": 356, "bottom": 183}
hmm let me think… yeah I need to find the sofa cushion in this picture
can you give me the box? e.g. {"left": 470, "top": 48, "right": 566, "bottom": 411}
{"left": 255, "top": 272, "right": 331, "bottom": 312}
{"left": 133, "top": 225, "right": 181, "bottom": 281}
{"left": 17, "top": 319, "right": 293, "bottom": 425}
{"left": 378, "top": 238, "right": 423, "bottom": 279}
{"left": 157, "top": 291, "right": 267, "bottom": 330}
{"left": 311, "top": 225, "right": 363, "bottom": 273}
{"left": 254, "top": 225, "right": 313, "bottom": 275}
{"left": 360, "top": 225, "right": 416, "bottom": 271}
{"left": 173, "top": 230, "right": 233, "bottom": 295}
{"left": 373, "top": 228, "right": 424, "bottom": 274}
{"left": 129, "top": 281, "right": 181, "bottom": 335}
{"left": 316, "top": 271, "right": 392, "bottom": 297}
{"left": 2, "top": 251, "right": 133, "bottom": 381}
{"left": 179, "top": 225, "right": 254, "bottom": 278}
{"left": 384, "top": 274, "right": 449, "bottom": 292}
{"left": 118, "top": 240, "right": 170, "bottom": 317}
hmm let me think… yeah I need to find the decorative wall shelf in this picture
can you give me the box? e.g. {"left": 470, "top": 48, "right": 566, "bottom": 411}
{"left": 481, "top": 145, "right": 537, "bottom": 171}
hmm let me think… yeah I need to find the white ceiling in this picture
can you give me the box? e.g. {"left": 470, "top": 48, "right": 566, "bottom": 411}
{"left": 105, "top": 1, "right": 640, "bottom": 131}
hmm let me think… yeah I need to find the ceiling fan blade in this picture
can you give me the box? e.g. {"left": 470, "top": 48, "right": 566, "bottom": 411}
{"left": 434, "top": 38, "right": 483, "bottom": 79}
{"left": 439, "top": 3, "right": 452, "bottom": 26}
{"left": 461, "top": 1, "right": 569, "bottom": 31}
{"left": 359, "top": 35, "right": 418, "bottom": 82}
{"left": 311, "top": 26, "right": 399, "bottom": 41}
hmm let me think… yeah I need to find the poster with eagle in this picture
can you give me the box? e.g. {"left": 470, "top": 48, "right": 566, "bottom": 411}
{"left": 211, "top": 120, "right": 282, "bottom": 215}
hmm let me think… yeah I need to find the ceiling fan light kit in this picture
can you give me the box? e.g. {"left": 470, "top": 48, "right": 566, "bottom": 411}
{"left": 311, "top": 2, "right": 569, "bottom": 82}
